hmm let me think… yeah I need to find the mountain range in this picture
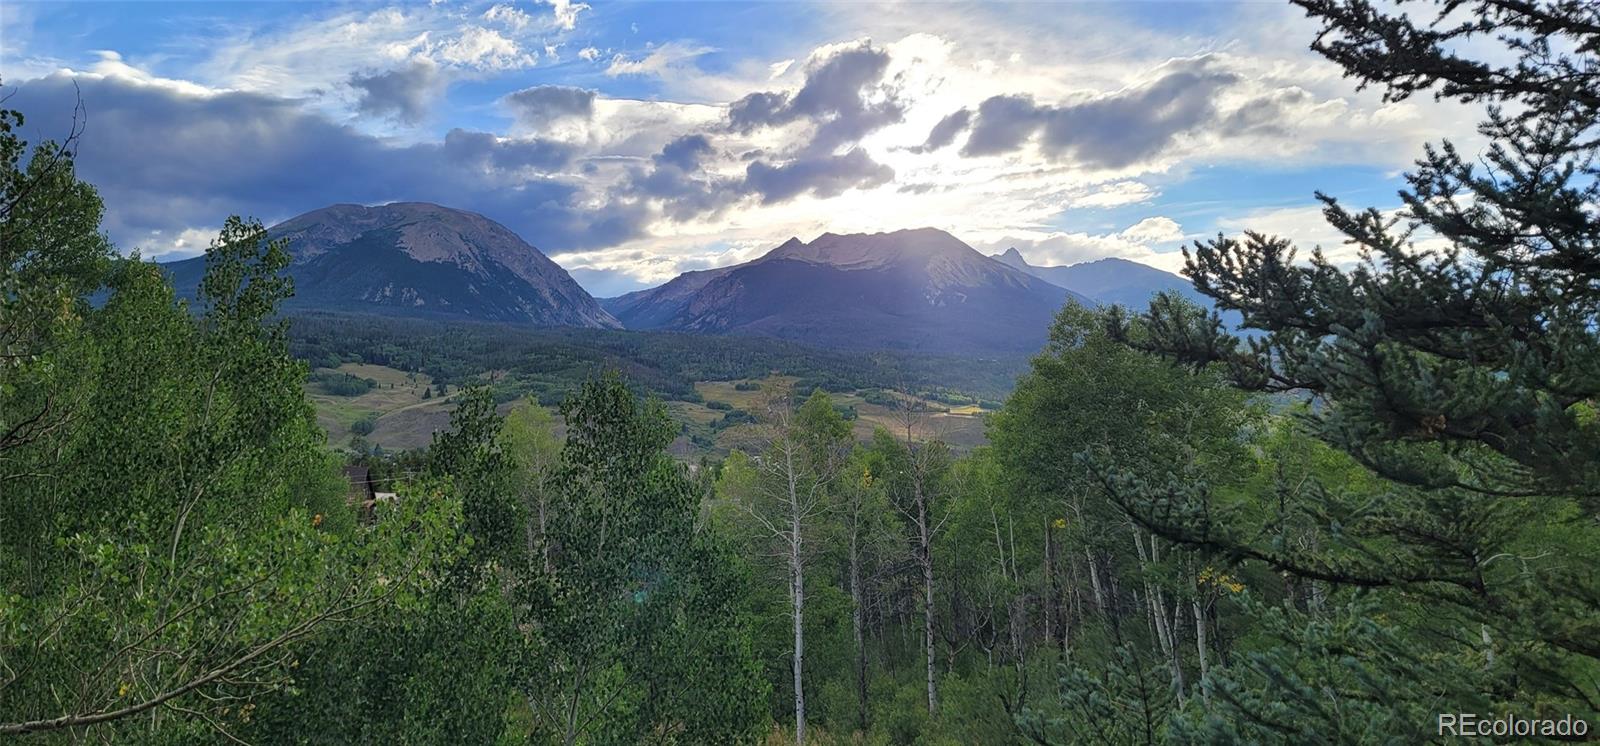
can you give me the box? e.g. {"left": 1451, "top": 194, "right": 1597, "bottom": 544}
{"left": 602, "top": 228, "right": 1089, "bottom": 354}
{"left": 162, "top": 202, "right": 619, "bottom": 328}
{"left": 159, "top": 201, "right": 1207, "bottom": 355}
{"left": 989, "top": 247, "right": 1205, "bottom": 308}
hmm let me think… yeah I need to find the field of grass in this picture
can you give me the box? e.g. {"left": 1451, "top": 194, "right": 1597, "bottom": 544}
{"left": 306, "top": 368, "right": 995, "bottom": 457}
{"left": 304, "top": 363, "right": 450, "bottom": 451}
{"left": 695, "top": 377, "right": 991, "bottom": 452}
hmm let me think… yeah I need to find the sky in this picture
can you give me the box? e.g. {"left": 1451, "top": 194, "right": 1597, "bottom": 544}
{"left": 1, "top": 0, "right": 1484, "bottom": 296}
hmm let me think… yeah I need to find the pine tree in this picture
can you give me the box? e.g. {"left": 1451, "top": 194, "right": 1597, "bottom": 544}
{"left": 1102, "top": 0, "right": 1600, "bottom": 729}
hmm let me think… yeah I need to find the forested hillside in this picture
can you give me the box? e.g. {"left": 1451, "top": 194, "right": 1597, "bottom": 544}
{"left": 3, "top": 1, "right": 1597, "bottom": 743}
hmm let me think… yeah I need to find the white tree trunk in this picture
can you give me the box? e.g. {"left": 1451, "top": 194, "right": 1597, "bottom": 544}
{"left": 919, "top": 494, "right": 938, "bottom": 716}
{"left": 850, "top": 526, "right": 867, "bottom": 733}
{"left": 788, "top": 448, "right": 807, "bottom": 746}
{"left": 1193, "top": 597, "right": 1209, "bottom": 704}
{"left": 792, "top": 536, "right": 806, "bottom": 746}
{"left": 1086, "top": 548, "right": 1107, "bottom": 615}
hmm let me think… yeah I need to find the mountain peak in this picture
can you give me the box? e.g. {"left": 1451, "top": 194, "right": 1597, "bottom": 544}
{"left": 606, "top": 227, "right": 1091, "bottom": 354}
{"left": 765, "top": 227, "right": 973, "bottom": 269}
{"left": 995, "top": 247, "right": 1030, "bottom": 269}
{"left": 164, "top": 201, "right": 620, "bottom": 328}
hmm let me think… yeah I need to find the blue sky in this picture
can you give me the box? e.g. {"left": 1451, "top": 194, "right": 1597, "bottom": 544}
{"left": 2, "top": 0, "right": 1480, "bottom": 296}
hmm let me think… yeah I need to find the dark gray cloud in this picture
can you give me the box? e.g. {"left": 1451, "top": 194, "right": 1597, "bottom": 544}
{"left": 728, "top": 42, "right": 903, "bottom": 156}
{"left": 654, "top": 133, "right": 712, "bottom": 171}
{"left": 727, "top": 91, "right": 791, "bottom": 132}
{"left": 745, "top": 149, "right": 893, "bottom": 204}
{"left": 699, "top": 43, "right": 903, "bottom": 210}
{"left": 912, "top": 108, "right": 971, "bottom": 153}
{"left": 502, "top": 84, "right": 596, "bottom": 130}
{"left": 617, "top": 135, "right": 738, "bottom": 221}
{"left": 350, "top": 60, "right": 446, "bottom": 124}
{"left": 924, "top": 56, "right": 1249, "bottom": 169}
{"left": 439, "top": 128, "right": 578, "bottom": 172}
{"left": 961, "top": 95, "right": 1045, "bottom": 157}
{"left": 1218, "top": 87, "right": 1311, "bottom": 137}
{"left": 618, "top": 133, "right": 894, "bottom": 219}
{"left": 10, "top": 73, "right": 647, "bottom": 253}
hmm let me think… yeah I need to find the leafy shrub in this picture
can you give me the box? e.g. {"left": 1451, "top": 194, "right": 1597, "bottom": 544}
{"left": 717, "top": 409, "right": 756, "bottom": 428}
{"left": 860, "top": 389, "right": 898, "bottom": 407}
{"left": 314, "top": 371, "right": 377, "bottom": 396}
{"left": 350, "top": 414, "right": 378, "bottom": 436}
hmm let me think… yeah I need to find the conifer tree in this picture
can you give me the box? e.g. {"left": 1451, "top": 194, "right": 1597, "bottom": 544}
{"left": 1102, "top": 0, "right": 1600, "bottom": 728}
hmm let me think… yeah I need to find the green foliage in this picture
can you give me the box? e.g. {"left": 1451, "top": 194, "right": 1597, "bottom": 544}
{"left": 1170, "top": 597, "right": 1494, "bottom": 745}
{"left": 429, "top": 385, "right": 521, "bottom": 566}
{"left": 350, "top": 412, "right": 378, "bottom": 435}
{"left": 0, "top": 106, "right": 466, "bottom": 739}
{"left": 1019, "top": 645, "right": 1178, "bottom": 745}
{"left": 1094, "top": 0, "right": 1600, "bottom": 734}
{"left": 313, "top": 370, "right": 378, "bottom": 396}
{"left": 517, "top": 375, "right": 766, "bottom": 743}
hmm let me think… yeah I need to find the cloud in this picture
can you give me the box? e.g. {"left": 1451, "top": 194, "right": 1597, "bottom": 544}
{"left": 1120, "top": 216, "right": 1182, "bottom": 243}
{"left": 9, "top": 72, "right": 645, "bottom": 257}
{"left": 546, "top": 0, "right": 589, "bottom": 31}
{"left": 656, "top": 133, "right": 714, "bottom": 171}
{"left": 727, "top": 41, "right": 903, "bottom": 155}
{"left": 349, "top": 59, "right": 447, "bottom": 123}
{"left": 977, "top": 217, "right": 1190, "bottom": 272}
{"left": 440, "top": 129, "right": 578, "bottom": 173}
{"left": 605, "top": 42, "right": 715, "bottom": 77}
{"left": 503, "top": 84, "right": 595, "bottom": 130}
{"left": 912, "top": 108, "right": 970, "bottom": 152}
{"left": 745, "top": 149, "right": 894, "bottom": 204}
{"left": 434, "top": 26, "right": 537, "bottom": 70}
{"left": 618, "top": 135, "right": 741, "bottom": 221}
{"left": 578, "top": 46, "right": 600, "bottom": 61}
{"left": 920, "top": 55, "right": 1302, "bottom": 170}
{"left": 482, "top": 4, "right": 533, "bottom": 32}
{"left": 181, "top": 6, "right": 550, "bottom": 100}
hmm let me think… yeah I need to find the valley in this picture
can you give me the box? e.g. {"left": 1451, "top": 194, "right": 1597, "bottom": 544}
{"left": 301, "top": 336, "right": 997, "bottom": 455}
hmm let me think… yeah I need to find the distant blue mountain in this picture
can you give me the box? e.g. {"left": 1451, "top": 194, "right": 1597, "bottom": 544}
{"left": 988, "top": 248, "right": 1200, "bottom": 308}
{"left": 603, "top": 228, "right": 1093, "bottom": 355}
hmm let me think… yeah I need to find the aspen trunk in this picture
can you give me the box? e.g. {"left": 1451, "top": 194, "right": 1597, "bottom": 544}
{"left": 1132, "top": 528, "right": 1186, "bottom": 701}
{"left": 850, "top": 529, "right": 867, "bottom": 733}
{"left": 788, "top": 449, "right": 807, "bottom": 746}
{"left": 792, "top": 539, "right": 806, "bottom": 746}
{"left": 1043, "top": 519, "right": 1055, "bottom": 648}
{"left": 1193, "top": 597, "right": 1209, "bottom": 704}
{"left": 919, "top": 496, "right": 938, "bottom": 715}
{"left": 1086, "top": 548, "right": 1107, "bottom": 615}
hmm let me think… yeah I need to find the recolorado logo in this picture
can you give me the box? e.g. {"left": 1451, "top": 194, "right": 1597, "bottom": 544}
{"left": 1438, "top": 713, "right": 1589, "bottom": 739}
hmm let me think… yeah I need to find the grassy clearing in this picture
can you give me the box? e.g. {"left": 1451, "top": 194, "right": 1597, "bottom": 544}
{"left": 304, "top": 363, "right": 438, "bottom": 450}
{"left": 697, "top": 376, "right": 990, "bottom": 451}
{"left": 306, "top": 367, "right": 991, "bottom": 455}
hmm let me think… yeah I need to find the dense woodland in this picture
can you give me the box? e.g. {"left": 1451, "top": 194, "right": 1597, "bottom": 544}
{"left": 3, "top": 1, "right": 1598, "bottom": 743}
